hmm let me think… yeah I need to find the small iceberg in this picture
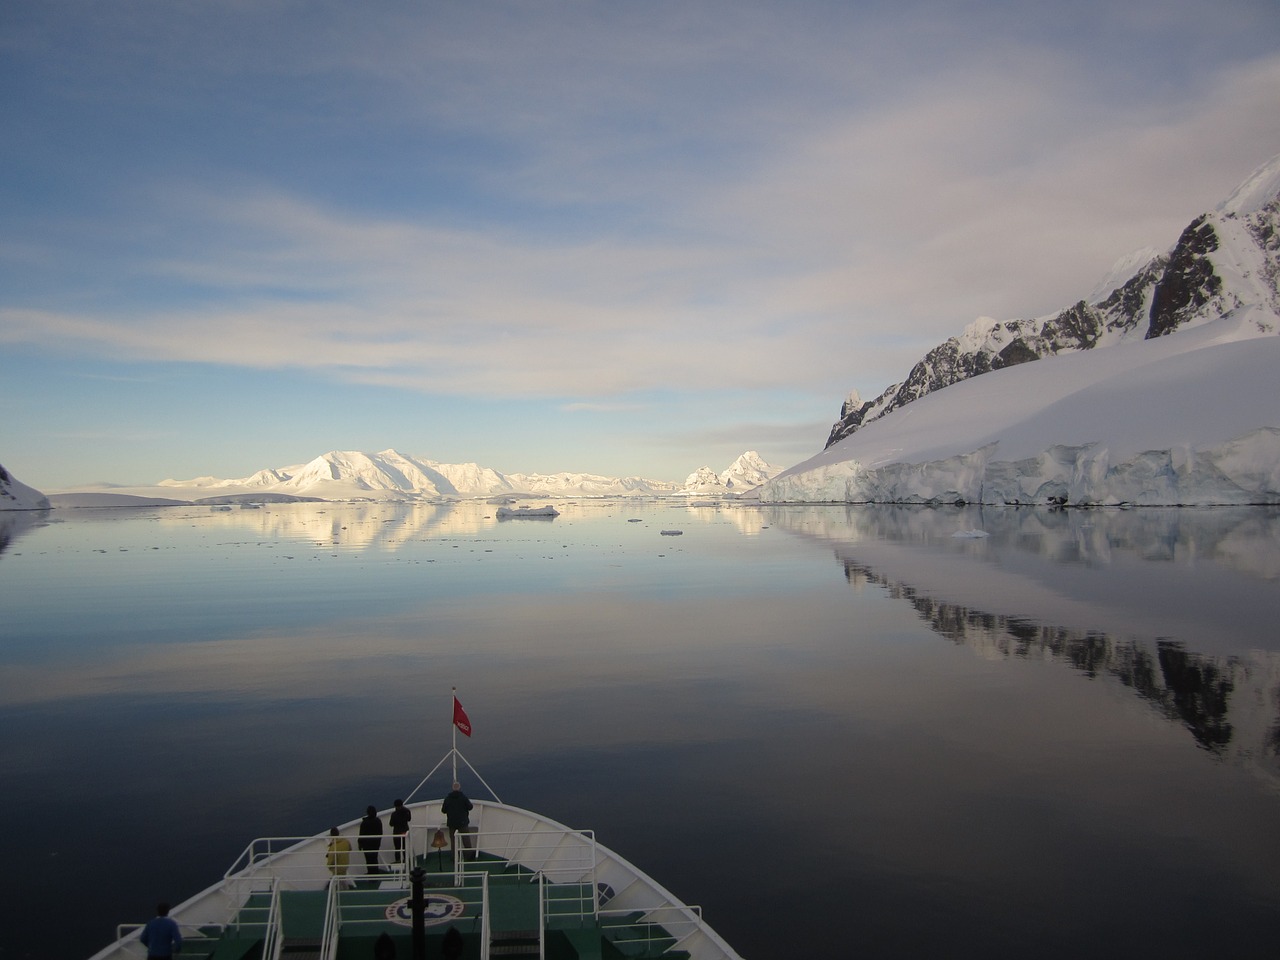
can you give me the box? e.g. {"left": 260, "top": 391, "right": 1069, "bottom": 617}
{"left": 496, "top": 505, "right": 560, "bottom": 519}
{"left": 951, "top": 529, "right": 990, "bottom": 539}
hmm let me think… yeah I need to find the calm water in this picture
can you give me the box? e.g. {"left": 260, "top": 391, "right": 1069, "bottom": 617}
{"left": 1, "top": 501, "right": 1278, "bottom": 959}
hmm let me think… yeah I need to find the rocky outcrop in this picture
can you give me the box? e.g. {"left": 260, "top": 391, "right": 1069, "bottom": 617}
{"left": 1147, "top": 215, "right": 1222, "bottom": 338}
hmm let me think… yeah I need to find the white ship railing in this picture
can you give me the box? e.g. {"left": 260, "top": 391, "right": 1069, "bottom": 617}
{"left": 602, "top": 902, "right": 708, "bottom": 954}
{"left": 538, "top": 873, "right": 548, "bottom": 959}
{"left": 320, "top": 877, "right": 341, "bottom": 960}
{"left": 261, "top": 881, "right": 283, "bottom": 960}
{"left": 457, "top": 822, "right": 598, "bottom": 924}
{"left": 480, "top": 871, "right": 492, "bottom": 960}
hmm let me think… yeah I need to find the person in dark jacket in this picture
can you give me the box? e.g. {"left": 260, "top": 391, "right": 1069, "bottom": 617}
{"left": 140, "top": 902, "right": 182, "bottom": 959}
{"left": 441, "top": 782, "right": 473, "bottom": 862}
{"left": 389, "top": 798, "right": 411, "bottom": 863}
{"left": 442, "top": 925, "right": 464, "bottom": 959}
{"left": 358, "top": 805, "right": 384, "bottom": 874}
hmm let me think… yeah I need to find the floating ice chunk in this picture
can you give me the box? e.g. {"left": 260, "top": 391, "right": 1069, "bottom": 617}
{"left": 496, "top": 505, "right": 560, "bottom": 519}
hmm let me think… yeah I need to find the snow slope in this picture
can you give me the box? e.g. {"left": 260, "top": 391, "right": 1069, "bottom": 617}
{"left": 0, "top": 463, "right": 49, "bottom": 511}
{"left": 758, "top": 315, "right": 1280, "bottom": 506}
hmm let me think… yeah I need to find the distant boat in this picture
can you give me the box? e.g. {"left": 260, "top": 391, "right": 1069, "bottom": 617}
{"left": 495, "top": 505, "right": 560, "bottom": 519}
{"left": 88, "top": 746, "right": 741, "bottom": 960}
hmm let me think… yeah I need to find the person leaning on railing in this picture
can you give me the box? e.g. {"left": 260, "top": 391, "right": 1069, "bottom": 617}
{"left": 441, "top": 782, "right": 473, "bottom": 862}
{"left": 326, "top": 827, "right": 351, "bottom": 878}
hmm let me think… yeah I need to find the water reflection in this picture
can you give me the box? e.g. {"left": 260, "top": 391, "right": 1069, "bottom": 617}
{"left": 0, "top": 508, "right": 50, "bottom": 554}
{"left": 3, "top": 501, "right": 1280, "bottom": 960}
{"left": 764, "top": 503, "right": 1280, "bottom": 787}
{"left": 152, "top": 500, "right": 502, "bottom": 547}
{"left": 762, "top": 502, "right": 1280, "bottom": 581}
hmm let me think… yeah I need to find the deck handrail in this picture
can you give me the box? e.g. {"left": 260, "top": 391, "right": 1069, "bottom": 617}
{"left": 224, "top": 876, "right": 273, "bottom": 938}
{"left": 456, "top": 825, "right": 596, "bottom": 880}
{"left": 600, "top": 902, "right": 706, "bottom": 952}
{"left": 226, "top": 835, "right": 324, "bottom": 878}
{"left": 261, "top": 880, "right": 283, "bottom": 960}
{"left": 538, "top": 872, "right": 548, "bottom": 959}
{"left": 480, "top": 871, "right": 491, "bottom": 960}
{"left": 320, "top": 876, "right": 341, "bottom": 960}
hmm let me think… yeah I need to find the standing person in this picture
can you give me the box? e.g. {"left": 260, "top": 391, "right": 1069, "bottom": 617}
{"left": 389, "top": 799, "right": 411, "bottom": 864}
{"left": 326, "top": 826, "right": 351, "bottom": 880}
{"left": 441, "top": 781, "right": 473, "bottom": 862}
{"left": 139, "top": 902, "right": 182, "bottom": 960}
{"left": 358, "top": 805, "right": 384, "bottom": 874}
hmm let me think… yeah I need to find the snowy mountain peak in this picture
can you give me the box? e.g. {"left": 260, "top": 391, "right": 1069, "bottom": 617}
{"left": 719, "top": 450, "right": 782, "bottom": 488}
{"left": 824, "top": 154, "right": 1280, "bottom": 449}
{"left": 1217, "top": 152, "right": 1280, "bottom": 217}
{"left": 681, "top": 452, "right": 784, "bottom": 492}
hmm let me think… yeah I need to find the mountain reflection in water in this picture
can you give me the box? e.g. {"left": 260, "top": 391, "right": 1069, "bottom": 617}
{"left": 766, "top": 503, "right": 1280, "bottom": 787}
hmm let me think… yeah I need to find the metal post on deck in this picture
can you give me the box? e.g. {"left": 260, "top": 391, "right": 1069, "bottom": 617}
{"left": 410, "top": 866, "right": 426, "bottom": 960}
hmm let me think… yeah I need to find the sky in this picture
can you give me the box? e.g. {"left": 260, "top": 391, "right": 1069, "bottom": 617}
{"left": 2, "top": 0, "right": 1279, "bottom": 490}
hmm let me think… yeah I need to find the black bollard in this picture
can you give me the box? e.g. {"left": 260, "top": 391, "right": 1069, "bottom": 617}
{"left": 410, "top": 866, "right": 426, "bottom": 960}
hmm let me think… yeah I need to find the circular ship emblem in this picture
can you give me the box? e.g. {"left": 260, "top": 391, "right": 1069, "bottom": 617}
{"left": 384, "top": 894, "right": 465, "bottom": 927}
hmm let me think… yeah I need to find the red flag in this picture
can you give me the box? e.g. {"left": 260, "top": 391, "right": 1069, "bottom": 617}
{"left": 453, "top": 696, "right": 472, "bottom": 737}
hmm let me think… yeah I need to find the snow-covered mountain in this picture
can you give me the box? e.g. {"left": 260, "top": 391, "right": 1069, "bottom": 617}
{"left": 0, "top": 463, "right": 49, "bottom": 511}
{"left": 125, "top": 449, "right": 788, "bottom": 501}
{"left": 762, "top": 155, "right": 1280, "bottom": 507}
{"left": 825, "top": 153, "right": 1280, "bottom": 447}
{"left": 682, "top": 451, "right": 784, "bottom": 493}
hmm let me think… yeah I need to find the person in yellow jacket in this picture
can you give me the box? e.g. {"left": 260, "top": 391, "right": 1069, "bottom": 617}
{"left": 326, "top": 826, "right": 352, "bottom": 878}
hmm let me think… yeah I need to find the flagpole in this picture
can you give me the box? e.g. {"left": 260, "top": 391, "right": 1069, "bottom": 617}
{"left": 403, "top": 689, "right": 500, "bottom": 804}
